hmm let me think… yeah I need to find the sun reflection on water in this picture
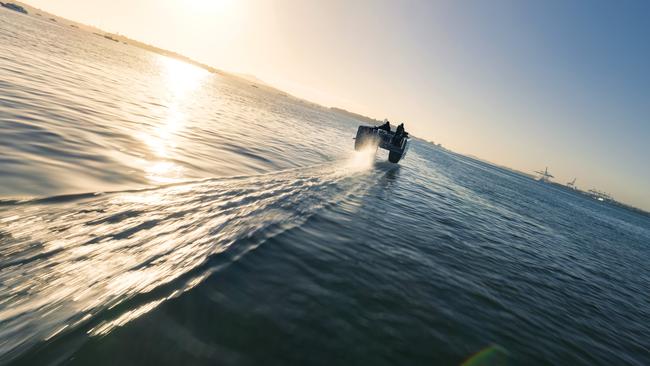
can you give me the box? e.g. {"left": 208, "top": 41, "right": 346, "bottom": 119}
{"left": 139, "top": 56, "right": 209, "bottom": 183}
{"left": 159, "top": 56, "right": 209, "bottom": 98}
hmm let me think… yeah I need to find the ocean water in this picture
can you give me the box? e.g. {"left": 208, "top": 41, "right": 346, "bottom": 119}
{"left": 1, "top": 8, "right": 649, "bottom": 366}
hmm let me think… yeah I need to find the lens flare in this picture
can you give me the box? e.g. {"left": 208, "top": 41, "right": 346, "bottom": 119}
{"left": 461, "top": 345, "right": 509, "bottom": 366}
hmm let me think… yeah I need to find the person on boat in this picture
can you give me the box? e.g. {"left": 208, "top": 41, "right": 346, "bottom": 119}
{"left": 393, "top": 123, "right": 408, "bottom": 145}
{"left": 377, "top": 120, "right": 391, "bottom": 132}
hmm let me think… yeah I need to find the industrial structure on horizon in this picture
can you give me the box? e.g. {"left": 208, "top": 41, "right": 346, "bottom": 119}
{"left": 534, "top": 167, "right": 615, "bottom": 203}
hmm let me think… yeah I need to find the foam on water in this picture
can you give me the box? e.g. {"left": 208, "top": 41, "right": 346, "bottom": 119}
{"left": 0, "top": 156, "right": 380, "bottom": 362}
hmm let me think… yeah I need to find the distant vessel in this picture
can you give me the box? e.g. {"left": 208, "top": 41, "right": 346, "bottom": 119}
{"left": 534, "top": 167, "right": 554, "bottom": 182}
{"left": 1, "top": 2, "right": 28, "bottom": 14}
{"left": 103, "top": 34, "right": 119, "bottom": 42}
{"left": 587, "top": 189, "right": 612, "bottom": 202}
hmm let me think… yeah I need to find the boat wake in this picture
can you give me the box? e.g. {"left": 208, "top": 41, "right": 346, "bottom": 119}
{"left": 0, "top": 152, "right": 378, "bottom": 364}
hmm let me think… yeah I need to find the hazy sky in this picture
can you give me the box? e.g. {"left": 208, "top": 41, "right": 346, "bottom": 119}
{"left": 25, "top": 0, "right": 650, "bottom": 209}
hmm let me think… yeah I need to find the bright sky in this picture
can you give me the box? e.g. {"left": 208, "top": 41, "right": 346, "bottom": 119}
{"left": 25, "top": 0, "right": 650, "bottom": 210}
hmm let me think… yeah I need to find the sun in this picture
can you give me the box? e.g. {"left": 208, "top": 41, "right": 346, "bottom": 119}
{"left": 185, "top": 0, "right": 236, "bottom": 13}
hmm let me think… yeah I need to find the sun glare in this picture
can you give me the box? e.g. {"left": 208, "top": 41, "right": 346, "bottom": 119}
{"left": 158, "top": 56, "right": 208, "bottom": 98}
{"left": 136, "top": 56, "right": 209, "bottom": 183}
{"left": 193, "top": 0, "right": 235, "bottom": 11}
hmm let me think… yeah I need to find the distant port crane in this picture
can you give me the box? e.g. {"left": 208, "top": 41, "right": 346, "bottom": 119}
{"left": 567, "top": 178, "right": 577, "bottom": 189}
{"left": 534, "top": 167, "right": 554, "bottom": 182}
